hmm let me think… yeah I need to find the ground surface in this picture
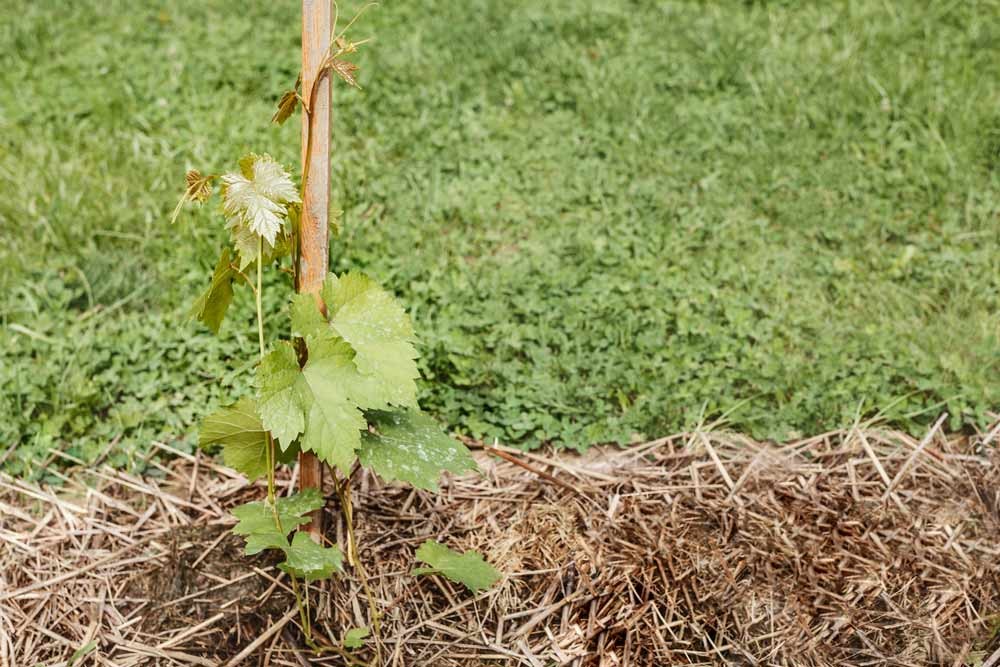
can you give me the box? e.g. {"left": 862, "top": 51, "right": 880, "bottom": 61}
{"left": 3, "top": 425, "right": 998, "bottom": 666}
{"left": 3, "top": 0, "right": 1000, "bottom": 475}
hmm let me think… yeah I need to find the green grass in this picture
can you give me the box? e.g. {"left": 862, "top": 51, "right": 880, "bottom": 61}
{"left": 2, "top": 0, "right": 999, "bottom": 477}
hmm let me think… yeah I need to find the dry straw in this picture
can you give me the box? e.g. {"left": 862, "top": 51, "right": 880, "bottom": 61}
{"left": 2, "top": 417, "right": 998, "bottom": 666}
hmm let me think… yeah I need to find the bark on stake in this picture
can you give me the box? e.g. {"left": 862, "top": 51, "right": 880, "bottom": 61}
{"left": 298, "top": 0, "right": 331, "bottom": 541}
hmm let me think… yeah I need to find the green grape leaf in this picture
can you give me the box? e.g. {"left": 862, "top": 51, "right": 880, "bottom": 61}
{"left": 412, "top": 540, "right": 500, "bottom": 593}
{"left": 189, "top": 247, "right": 235, "bottom": 334}
{"left": 256, "top": 342, "right": 305, "bottom": 447}
{"left": 279, "top": 531, "right": 344, "bottom": 581}
{"left": 297, "top": 335, "right": 369, "bottom": 471}
{"left": 256, "top": 337, "right": 367, "bottom": 473}
{"left": 198, "top": 397, "right": 269, "bottom": 480}
{"left": 321, "top": 272, "right": 419, "bottom": 408}
{"left": 360, "top": 409, "right": 477, "bottom": 491}
{"left": 231, "top": 489, "right": 325, "bottom": 555}
{"left": 290, "top": 292, "right": 327, "bottom": 339}
{"left": 276, "top": 439, "right": 301, "bottom": 465}
{"left": 343, "top": 627, "right": 369, "bottom": 649}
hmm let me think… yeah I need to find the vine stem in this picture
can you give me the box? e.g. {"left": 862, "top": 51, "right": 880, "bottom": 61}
{"left": 257, "top": 239, "right": 278, "bottom": 508}
{"left": 333, "top": 470, "right": 382, "bottom": 663}
{"left": 230, "top": 263, "right": 256, "bottom": 292}
{"left": 256, "top": 237, "right": 311, "bottom": 640}
{"left": 255, "top": 240, "right": 266, "bottom": 361}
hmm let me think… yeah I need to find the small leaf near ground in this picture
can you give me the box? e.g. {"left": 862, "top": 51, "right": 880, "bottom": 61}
{"left": 198, "top": 396, "right": 269, "bottom": 480}
{"left": 279, "top": 531, "right": 344, "bottom": 581}
{"left": 343, "top": 627, "right": 369, "bottom": 649}
{"left": 412, "top": 540, "right": 500, "bottom": 593}
{"left": 360, "top": 409, "right": 477, "bottom": 491}
{"left": 66, "top": 640, "right": 97, "bottom": 667}
{"left": 231, "top": 489, "right": 325, "bottom": 555}
{"left": 188, "top": 247, "right": 235, "bottom": 334}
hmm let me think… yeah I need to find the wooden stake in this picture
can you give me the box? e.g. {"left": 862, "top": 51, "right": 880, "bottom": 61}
{"left": 298, "top": 0, "right": 332, "bottom": 540}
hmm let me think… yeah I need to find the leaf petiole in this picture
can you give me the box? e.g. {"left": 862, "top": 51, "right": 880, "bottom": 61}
{"left": 256, "top": 237, "right": 266, "bottom": 360}
{"left": 229, "top": 263, "right": 256, "bottom": 293}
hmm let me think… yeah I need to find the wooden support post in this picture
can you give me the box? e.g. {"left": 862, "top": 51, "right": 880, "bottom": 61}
{"left": 298, "top": 0, "right": 332, "bottom": 540}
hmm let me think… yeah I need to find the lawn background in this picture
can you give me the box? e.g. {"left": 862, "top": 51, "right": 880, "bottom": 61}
{"left": 2, "top": 0, "right": 998, "bottom": 476}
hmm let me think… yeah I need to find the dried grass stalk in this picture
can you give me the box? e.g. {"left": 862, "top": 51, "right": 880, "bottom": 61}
{"left": 2, "top": 420, "right": 998, "bottom": 666}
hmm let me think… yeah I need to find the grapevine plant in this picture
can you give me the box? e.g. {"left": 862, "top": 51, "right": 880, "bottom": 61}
{"left": 172, "top": 14, "right": 498, "bottom": 656}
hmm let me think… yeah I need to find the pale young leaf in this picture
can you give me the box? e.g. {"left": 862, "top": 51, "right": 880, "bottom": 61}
{"left": 412, "top": 540, "right": 500, "bottom": 593}
{"left": 222, "top": 154, "right": 300, "bottom": 246}
{"left": 227, "top": 217, "right": 275, "bottom": 271}
{"left": 251, "top": 157, "right": 300, "bottom": 203}
{"left": 222, "top": 174, "right": 284, "bottom": 245}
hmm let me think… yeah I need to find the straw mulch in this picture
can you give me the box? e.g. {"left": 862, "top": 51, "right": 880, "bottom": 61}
{"left": 2, "top": 417, "right": 999, "bottom": 667}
